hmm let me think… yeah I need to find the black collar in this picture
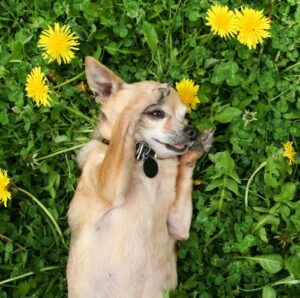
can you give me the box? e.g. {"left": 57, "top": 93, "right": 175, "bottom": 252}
{"left": 101, "top": 138, "right": 110, "bottom": 145}
{"left": 100, "top": 138, "right": 157, "bottom": 159}
{"left": 100, "top": 138, "right": 158, "bottom": 178}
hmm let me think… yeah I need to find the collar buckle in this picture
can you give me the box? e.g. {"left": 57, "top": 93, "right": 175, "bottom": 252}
{"left": 135, "top": 141, "right": 156, "bottom": 160}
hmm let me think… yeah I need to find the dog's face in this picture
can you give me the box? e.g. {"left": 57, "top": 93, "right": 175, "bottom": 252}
{"left": 85, "top": 57, "right": 197, "bottom": 158}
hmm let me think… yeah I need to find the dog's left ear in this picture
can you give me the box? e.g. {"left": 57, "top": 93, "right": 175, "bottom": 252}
{"left": 85, "top": 56, "right": 124, "bottom": 103}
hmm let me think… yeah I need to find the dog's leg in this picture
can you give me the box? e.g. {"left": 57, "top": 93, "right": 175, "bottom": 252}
{"left": 167, "top": 129, "right": 214, "bottom": 240}
{"left": 97, "top": 87, "right": 170, "bottom": 207}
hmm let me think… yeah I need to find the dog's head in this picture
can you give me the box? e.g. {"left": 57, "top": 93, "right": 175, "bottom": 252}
{"left": 85, "top": 56, "right": 197, "bottom": 158}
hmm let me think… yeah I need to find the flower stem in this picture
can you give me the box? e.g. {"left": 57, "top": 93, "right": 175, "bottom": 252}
{"left": 0, "top": 234, "right": 26, "bottom": 250}
{"left": 53, "top": 70, "right": 85, "bottom": 89}
{"left": 64, "top": 105, "right": 95, "bottom": 124}
{"left": 17, "top": 187, "right": 67, "bottom": 248}
{"left": 36, "top": 144, "right": 84, "bottom": 162}
{"left": 282, "top": 61, "right": 300, "bottom": 73}
{"left": 0, "top": 265, "right": 61, "bottom": 285}
{"left": 245, "top": 161, "right": 267, "bottom": 208}
{"left": 238, "top": 276, "right": 300, "bottom": 292}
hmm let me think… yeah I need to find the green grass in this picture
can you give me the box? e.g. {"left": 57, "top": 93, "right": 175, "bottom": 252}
{"left": 0, "top": 0, "right": 299, "bottom": 297}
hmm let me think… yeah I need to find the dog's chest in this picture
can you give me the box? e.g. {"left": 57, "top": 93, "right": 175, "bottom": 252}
{"left": 130, "top": 158, "right": 178, "bottom": 208}
{"left": 86, "top": 159, "right": 178, "bottom": 267}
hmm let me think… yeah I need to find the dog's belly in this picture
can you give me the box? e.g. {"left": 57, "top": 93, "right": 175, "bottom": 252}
{"left": 68, "top": 168, "right": 178, "bottom": 297}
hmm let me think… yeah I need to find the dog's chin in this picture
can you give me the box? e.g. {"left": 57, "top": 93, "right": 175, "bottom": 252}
{"left": 151, "top": 138, "right": 189, "bottom": 158}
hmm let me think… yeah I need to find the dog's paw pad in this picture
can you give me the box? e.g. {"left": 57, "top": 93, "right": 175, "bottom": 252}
{"left": 191, "top": 128, "right": 215, "bottom": 153}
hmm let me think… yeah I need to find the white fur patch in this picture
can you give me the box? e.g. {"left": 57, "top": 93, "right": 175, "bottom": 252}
{"left": 77, "top": 140, "right": 104, "bottom": 169}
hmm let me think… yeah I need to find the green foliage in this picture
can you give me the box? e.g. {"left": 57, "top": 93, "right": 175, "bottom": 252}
{"left": 0, "top": 0, "right": 299, "bottom": 297}
{"left": 243, "top": 255, "right": 283, "bottom": 274}
{"left": 262, "top": 286, "right": 276, "bottom": 298}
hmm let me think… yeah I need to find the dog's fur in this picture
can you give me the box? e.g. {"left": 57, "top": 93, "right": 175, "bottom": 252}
{"left": 67, "top": 57, "right": 213, "bottom": 297}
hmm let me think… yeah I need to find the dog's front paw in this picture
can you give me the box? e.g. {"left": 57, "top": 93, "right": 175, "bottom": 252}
{"left": 179, "top": 128, "right": 215, "bottom": 167}
{"left": 190, "top": 128, "right": 215, "bottom": 154}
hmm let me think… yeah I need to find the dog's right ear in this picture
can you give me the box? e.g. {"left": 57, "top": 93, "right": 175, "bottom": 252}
{"left": 85, "top": 56, "right": 124, "bottom": 103}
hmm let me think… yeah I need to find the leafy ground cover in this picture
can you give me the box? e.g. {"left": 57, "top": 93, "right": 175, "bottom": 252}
{"left": 0, "top": 0, "right": 299, "bottom": 297}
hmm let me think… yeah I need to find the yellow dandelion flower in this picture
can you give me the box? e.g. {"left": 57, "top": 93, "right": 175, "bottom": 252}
{"left": 25, "top": 67, "right": 51, "bottom": 107}
{"left": 235, "top": 7, "right": 271, "bottom": 49}
{"left": 38, "top": 23, "right": 79, "bottom": 64}
{"left": 193, "top": 179, "right": 203, "bottom": 186}
{"left": 206, "top": 4, "right": 239, "bottom": 38}
{"left": 283, "top": 141, "right": 296, "bottom": 166}
{"left": 176, "top": 79, "right": 200, "bottom": 113}
{"left": 77, "top": 81, "right": 87, "bottom": 92}
{"left": 0, "top": 169, "right": 11, "bottom": 207}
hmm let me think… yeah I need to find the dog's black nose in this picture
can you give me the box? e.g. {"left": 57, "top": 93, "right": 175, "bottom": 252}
{"left": 184, "top": 127, "right": 198, "bottom": 141}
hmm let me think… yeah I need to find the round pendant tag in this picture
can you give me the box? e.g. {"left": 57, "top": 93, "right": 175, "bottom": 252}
{"left": 143, "top": 157, "right": 158, "bottom": 178}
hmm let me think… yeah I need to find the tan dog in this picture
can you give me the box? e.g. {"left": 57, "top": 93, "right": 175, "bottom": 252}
{"left": 67, "top": 56, "right": 214, "bottom": 297}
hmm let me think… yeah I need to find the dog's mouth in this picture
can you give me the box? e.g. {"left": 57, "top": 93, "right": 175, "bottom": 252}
{"left": 154, "top": 139, "right": 189, "bottom": 153}
{"left": 166, "top": 143, "right": 188, "bottom": 153}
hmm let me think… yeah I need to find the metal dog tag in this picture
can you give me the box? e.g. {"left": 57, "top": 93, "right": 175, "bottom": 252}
{"left": 143, "top": 157, "right": 158, "bottom": 178}
{"left": 135, "top": 141, "right": 159, "bottom": 178}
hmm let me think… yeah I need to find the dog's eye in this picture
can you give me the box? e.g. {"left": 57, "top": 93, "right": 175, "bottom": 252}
{"left": 147, "top": 110, "right": 165, "bottom": 119}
